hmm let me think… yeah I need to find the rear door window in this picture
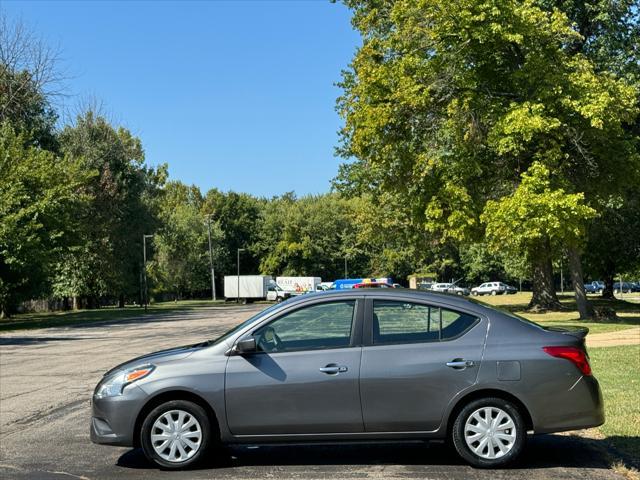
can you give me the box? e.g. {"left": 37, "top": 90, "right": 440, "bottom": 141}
{"left": 372, "top": 300, "right": 479, "bottom": 345}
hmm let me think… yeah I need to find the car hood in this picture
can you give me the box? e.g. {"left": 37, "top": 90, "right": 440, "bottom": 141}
{"left": 103, "top": 341, "right": 207, "bottom": 378}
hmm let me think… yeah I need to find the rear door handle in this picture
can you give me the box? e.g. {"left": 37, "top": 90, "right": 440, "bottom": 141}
{"left": 446, "top": 359, "right": 475, "bottom": 369}
{"left": 319, "top": 364, "right": 348, "bottom": 375}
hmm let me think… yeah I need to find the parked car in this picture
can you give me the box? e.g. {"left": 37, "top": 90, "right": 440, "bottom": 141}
{"left": 430, "top": 283, "right": 469, "bottom": 296}
{"left": 587, "top": 281, "right": 605, "bottom": 294}
{"left": 584, "top": 283, "right": 598, "bottom": 294}
{"left": 353, "top": 282, "right": 394, "bottom": 288}
{"left": 316, "top": 282, "right": 334, "bottom": 291}
{"left": 92, "top": 290, "right": 604, "bottom": 469}
{"left": 447, "top": 285, "right": 471, "bottom": 296}
{"left": 613, "top": 282, "right": 634, "bottom": 294}
{"left": 431, "top": 282, "right": 454, "bottom": 292}
{"left": 471, "top": 282, "right": 510, "bottom": 296}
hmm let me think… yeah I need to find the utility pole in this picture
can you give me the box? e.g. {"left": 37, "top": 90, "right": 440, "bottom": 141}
{"left": 206, "top": 215, "right": 216, "bottom": 301}
{"left": 142, "top": 234, "right": 153, "bottom": 311}
{"left": 237, "top": 248, "right": 245, "bottom": 303}
{"left": 560, "top": 257, "right": 564, "bottom": 294}
{"left": 344, "top": 256, "right": 348, "bottom": 279}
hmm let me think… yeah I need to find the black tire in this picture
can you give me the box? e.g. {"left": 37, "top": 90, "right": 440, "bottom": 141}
{"left": 451, "top": 397, "right": 526, "bottom": 468}
{"left": 472, "top": 291, "right": 478, "bottom": 296}
{"left": 141, "top": 400, "right": 214, "bottom": 470}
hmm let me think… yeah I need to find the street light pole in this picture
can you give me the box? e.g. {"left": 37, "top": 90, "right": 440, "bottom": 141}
{"left": 344, "top": 256, "right": 348, "bottom": 279}
{"left": 142, "top": 234, "right": 153, "bottom": 311}
{"left": 206, "top": 215, "right": 216, "bottom": 301}
{"left": 237, "top": 248, "right": 245, "bottom": 304}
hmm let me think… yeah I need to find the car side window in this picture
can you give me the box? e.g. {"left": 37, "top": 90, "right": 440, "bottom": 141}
{"left": 254, "top": 300, "right": 355, "bottom": 353}
{"left": 372, "top": 300, "right": 479, "bottom": 345}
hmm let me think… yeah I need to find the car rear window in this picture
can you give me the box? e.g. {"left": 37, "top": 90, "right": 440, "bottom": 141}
{"left": 372, "top": 300, "right": 479, "bottom": 345}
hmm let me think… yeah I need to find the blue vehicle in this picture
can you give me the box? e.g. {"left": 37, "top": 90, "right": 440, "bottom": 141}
{"left": 333, "top": 278, "right": 364, "bottom": 290}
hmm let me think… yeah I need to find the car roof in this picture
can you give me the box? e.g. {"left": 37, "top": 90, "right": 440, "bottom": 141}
{"left": 283, "top": 288, "right": 487, "bottom": 313}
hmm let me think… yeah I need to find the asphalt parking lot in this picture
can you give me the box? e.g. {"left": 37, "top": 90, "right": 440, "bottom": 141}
{"left": 0, "top": 304, "right": 626, "bottom": 480}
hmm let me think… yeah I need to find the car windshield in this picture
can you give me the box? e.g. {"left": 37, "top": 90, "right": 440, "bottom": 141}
{"left": 205, "top": 302, "right": 284, "bottom": 346}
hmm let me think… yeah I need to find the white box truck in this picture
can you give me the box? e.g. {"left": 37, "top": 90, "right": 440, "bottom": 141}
{"left": 224, "top": 275, "right": 290, "bottom": 303}
{"left": 275, "top": 276, "right": 322, "bottom": 295}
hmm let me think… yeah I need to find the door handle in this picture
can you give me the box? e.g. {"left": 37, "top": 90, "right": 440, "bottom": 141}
{"left": 446, "top": 359, "right": 475, "bottom": 369}
{"left": 319, "top": 364, "right": 348, "bottom": 375}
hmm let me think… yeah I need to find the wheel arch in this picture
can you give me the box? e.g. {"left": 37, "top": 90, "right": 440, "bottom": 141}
{"left": 133, "top": 390, "right": 221, "bottom": 448}
{"left": 446, "top": 388, "right": 534, "bottom": 437}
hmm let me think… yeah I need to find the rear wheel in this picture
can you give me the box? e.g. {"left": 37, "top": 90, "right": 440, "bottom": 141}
{"left": 452, "top": 397, "right": 526, "bottom": 468}
{"left": 141, "top": 400, "right": 213, "bottom": 469}
{"left": 491, "top": 290, "right": 497, "bottom": 296}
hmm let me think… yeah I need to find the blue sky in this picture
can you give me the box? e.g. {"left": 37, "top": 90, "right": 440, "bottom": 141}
{"left": 3, "top": 1, "right": 360, "bottom": 197}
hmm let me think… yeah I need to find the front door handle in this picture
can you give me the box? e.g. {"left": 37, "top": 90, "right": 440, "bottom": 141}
{"left": 319, "top": 364, "right": 348, "bottom": 375}
{"left": 446, "top": 359, "right": 475, "bottom": 369}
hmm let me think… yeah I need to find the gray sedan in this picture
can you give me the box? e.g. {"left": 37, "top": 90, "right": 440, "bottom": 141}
{"left": 91, "top": 290, "right": 603, "bottom": 469}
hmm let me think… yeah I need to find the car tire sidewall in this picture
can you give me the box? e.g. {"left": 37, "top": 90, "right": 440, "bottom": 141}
{"left": 452, "top": 397, "right": 526, "bottom": 468}
{"left": 491, "top": 290, "right": 497, "bottom": 296}
{"left": 141, "top": 400, "right": 213, "bottom": 470}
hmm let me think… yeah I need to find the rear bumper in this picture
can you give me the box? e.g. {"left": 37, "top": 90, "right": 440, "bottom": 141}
{"left": 534, "top": 375, "right": 605, "bottom": 434}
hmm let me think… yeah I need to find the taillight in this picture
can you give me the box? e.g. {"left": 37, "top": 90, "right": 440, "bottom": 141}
{"left": 543, "top": 346, "right": 592, "bottom": 376}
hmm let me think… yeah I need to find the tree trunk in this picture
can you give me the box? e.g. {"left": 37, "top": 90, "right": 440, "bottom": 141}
{"left": 602, "top": 273, "right": 615, "bottom": 299}
{"left": 528, "top": 239, "right": 562, "bottom": 311}
{"left": 118, "top": 294, "right": 125, "bottom": 308}
{"left": 567, "top": 247, "right": 594, "bottom": 320}
{"left": 72, "top": 296, "right": 79, "bottom": 310}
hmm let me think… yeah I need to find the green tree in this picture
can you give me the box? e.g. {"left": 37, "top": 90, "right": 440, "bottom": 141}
{"left": 148, "top": 182, "right": 224, "bottom": 300}
{"left": 53, "top": 111, "right": 166, "bottom": 308}
{"left": 482, "top": 162, "right": 596, "bottom": 314}
{"left": 0, "top": 124, "right": 86, "bottom": 317}
{"left": 253, "top": 193, "right": 366, "bottom": 280}
{"left": 0, "top": 14, "right": 60, "bottom": 150}
{"left": 202, "top": 190, "right": 263, "bottom": 277}
{"left": 337, "top": 0, "right": 638, "bottom": 311}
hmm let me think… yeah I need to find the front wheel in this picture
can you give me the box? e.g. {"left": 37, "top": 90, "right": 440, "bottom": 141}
{"left": 141, "top": 400, "right": 213, "bottom": 469}
{"left": 472, "top": 291, "right": 478, "bottom": 296}
{"left": 451, "top": 397, "right": 526, "bottom": 468}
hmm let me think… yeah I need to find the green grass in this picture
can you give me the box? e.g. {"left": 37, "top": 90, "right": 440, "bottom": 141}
{"left": 590, "top": 344, "right": 640, "bottom": 465}
{"left": 476, "top": 292, "right": 640, "bottom": 334}
{"left": 0, "top": 299, "right": 235, "bottom": 332}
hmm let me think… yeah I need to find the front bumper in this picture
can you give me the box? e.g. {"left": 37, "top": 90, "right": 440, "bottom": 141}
{"left": 90, "top": 383, "right": 148, "bottom": 447}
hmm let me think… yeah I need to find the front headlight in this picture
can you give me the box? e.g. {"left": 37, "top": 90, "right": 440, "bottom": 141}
{"left": 95, "top": 364, "right": 155, "bottom": 399}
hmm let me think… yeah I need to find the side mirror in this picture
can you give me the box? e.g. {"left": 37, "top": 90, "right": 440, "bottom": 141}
{"left": 234, "top": 337, "right": 257, "bottom": 355}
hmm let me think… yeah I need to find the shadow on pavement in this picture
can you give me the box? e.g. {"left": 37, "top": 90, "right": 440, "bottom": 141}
{"left": 116, "top": 434, "right": 632, "bottom": 472}
{"left": 0, "top": 336, "right": 95, "bottom": 346}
